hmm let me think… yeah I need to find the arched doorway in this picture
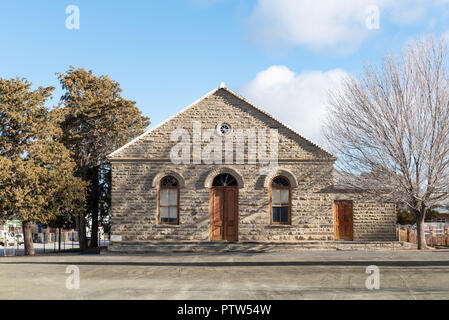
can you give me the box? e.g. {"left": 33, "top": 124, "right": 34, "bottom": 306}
{"left": 210, "top": 174, "right": 239, "bottom": 241}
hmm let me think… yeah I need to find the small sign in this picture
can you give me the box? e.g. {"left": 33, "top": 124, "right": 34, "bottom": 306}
{"left": 110, "top": 235, "right": 122, "bottom": 242}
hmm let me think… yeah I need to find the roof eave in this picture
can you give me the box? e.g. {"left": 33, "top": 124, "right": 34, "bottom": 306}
{"left": 107, "top": 85, "right": 336, "bottom": 160}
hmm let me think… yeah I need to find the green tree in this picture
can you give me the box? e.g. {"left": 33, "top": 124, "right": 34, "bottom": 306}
{"left": 0, "top": 78, "right": 86, "bottom": 255}
{"left": 57, "top": 67, "right": 150, "bottom": 249}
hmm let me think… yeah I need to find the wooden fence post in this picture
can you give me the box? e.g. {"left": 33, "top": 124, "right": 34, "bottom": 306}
{"left": 429, "top": 226, "right": 434, "bottom": 247}
{"left": 443, "top": 226, "right": 449, "bottom": 245}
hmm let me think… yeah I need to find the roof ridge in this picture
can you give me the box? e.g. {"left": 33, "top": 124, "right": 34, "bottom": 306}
{"left": 221, "top": 87, "right": 335, "bottom": 159}
{"left": 108, "top": 85, "right": 336, "bottom": 159}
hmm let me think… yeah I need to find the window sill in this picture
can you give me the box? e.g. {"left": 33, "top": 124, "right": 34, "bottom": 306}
{"left": 155, "top": 224, "right": 181, "bottom": 228}
{"left": 265, "top": 224, "right": 293, "bottom": 228}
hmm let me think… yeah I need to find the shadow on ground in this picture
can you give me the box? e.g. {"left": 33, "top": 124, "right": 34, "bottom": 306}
{"left": 1, "top": 260, "right": 449, "bottom": 267}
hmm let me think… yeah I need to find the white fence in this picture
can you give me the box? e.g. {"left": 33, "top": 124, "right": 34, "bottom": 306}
{"left": 1, "top": 232, "right": 109, "bottom": 257}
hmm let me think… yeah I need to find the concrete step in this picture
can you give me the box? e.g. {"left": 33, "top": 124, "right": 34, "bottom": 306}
{"left": 108, "top": 240, "right": 417, "bottom": 253}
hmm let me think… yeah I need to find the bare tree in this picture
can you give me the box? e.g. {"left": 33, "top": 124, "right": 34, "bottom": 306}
{"left": 324, "top": 35, "right": 449, "bottom": 249}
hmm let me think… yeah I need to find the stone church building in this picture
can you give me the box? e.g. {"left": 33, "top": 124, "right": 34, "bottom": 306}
{"left": 107, "top": 84, "right": 397, "bottom": 252}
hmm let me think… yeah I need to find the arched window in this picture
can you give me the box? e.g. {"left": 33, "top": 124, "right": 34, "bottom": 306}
{"left": 212, "top": 174, "right": 238, "bottom": 187}
{"left": 158, "top": 176, "right": 179, "bottom": 224}
{"left": 270, "top": 176, "right": 291, "bottom": 224}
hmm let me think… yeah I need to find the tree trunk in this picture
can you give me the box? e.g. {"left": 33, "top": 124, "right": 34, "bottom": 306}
{"left": 78, "top": 213, "right": 87, "bottom": 250}
{"left": 77, "top": 165, "right": 89, "bottom": 250}
{"left": 416, "top": 213, "right": 427, "bottom": 250}
{"left": 22, "top": 221, "right": 35, "bottom": 256}
{"left": 90, "top": 166, "right": 100, "bottom": 248}
{"left": 58, "top": 228, "right": 61, "bottom": 252}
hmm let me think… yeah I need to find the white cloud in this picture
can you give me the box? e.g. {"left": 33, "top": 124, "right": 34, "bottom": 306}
{"left": 239, "top": 65, "right": 349, "bottom": 144}
{"left": 247, "top": 0, "right": 449, "bottom": 52}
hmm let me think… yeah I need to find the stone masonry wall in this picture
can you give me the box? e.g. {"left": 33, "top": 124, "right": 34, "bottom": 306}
{"left": 110, "top": 161, "right": 397, "bottom": 243}
{"left": 332, "top": 193, "right": 397, "bottom": 241}
{"left": 111, "top": 89, "right": 334, "bottom": 161}
{"left": 110, "top": 161, "right": 337, "bottom": 242}
{"left": 109, "top": 88, "right": 397, "bottom": 245}
{"left": 352, "top": 201, "right": 397, "bottom": 241}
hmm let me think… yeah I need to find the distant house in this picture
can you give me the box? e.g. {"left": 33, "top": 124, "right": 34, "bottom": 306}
{"left": 426, "top": 208, "right": 449, "bottom": 223}
{"left": 107, "top": 84, "right": 397, "bottom": 252}
{"left": 1, "top": 218, "right": 22, "bottom": 235}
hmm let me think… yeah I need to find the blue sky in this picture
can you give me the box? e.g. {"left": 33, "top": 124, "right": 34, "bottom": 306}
{"left": 1, "top": 0, "right": 449, "bottom": 144}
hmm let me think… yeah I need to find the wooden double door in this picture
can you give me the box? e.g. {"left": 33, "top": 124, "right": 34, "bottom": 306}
{"left": 210, "top": 187, "right": 238, "bottom": 241}
{"left": 334, "top": 200, "right": 353, "bottom": 240}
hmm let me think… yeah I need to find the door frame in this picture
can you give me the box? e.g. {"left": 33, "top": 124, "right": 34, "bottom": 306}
{"left": 210, "top": 186, "right": 239, "bottom": 241}
{"left": 333, "top": 200, "right": 354, "bottom": 240}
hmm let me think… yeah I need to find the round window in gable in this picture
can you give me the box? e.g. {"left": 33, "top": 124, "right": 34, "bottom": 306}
{"left": 218, "top": 123, "right": 232, "bottom": 136}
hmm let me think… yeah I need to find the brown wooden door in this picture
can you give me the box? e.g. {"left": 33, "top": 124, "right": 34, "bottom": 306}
{"left": 210, "top": 187, "right": 238, "bottom": 241}
{"left": 210, "top": 188, "right": 224, "bottom": 240}
{"left": 334, "top": 200, "right": 353, "bottom": 240}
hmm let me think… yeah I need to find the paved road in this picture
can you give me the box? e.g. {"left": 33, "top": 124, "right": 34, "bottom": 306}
{"left": 1, "top": 250, "right": 449, "bottom": 299}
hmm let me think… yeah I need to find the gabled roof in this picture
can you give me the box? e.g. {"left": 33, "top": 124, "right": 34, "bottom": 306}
{"left": 107, "top": 84, "right": 335, "bottom": 159}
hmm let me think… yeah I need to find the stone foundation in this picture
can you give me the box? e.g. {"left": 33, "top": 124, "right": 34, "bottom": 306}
{"left": 108, "top": 240, "right": 416, "bottom": 253}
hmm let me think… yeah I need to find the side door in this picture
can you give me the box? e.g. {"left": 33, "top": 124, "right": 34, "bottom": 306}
{"left": 334, "top": 200, "right": 353, "bottom": 240}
